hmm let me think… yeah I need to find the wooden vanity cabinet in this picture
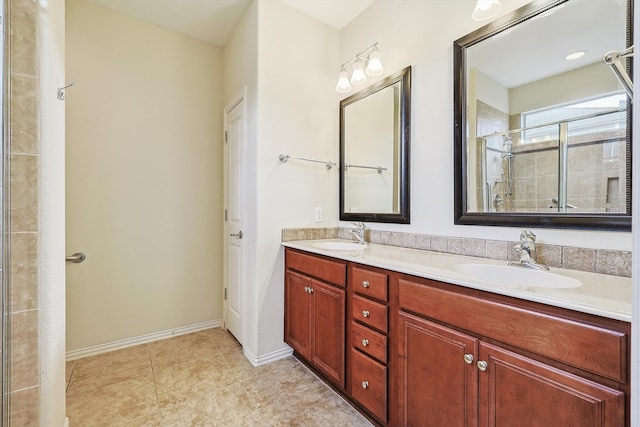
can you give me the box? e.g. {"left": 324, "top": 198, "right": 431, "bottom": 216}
{"left": 396, "top": 275, "right": 629, "bottom": 427}
{"left": 283, "top": 248, "right": 630, "bottom": 426}
{"left": 284, "top": 249, "right": 347, "bottom": 388}
{"left": 348, "top": 264, "right": 390, "bottom": 424}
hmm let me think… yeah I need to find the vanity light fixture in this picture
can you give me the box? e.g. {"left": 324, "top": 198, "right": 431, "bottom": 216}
{"left": 472, "top": 0, "right": 502, "bottom": 21}
{"left": 335, "top": 43, "right": 383, "bottom": 93}
{"left": 336, "top": 67, "right": 352, "bottom": 93}
{"left": 565, "top": 50, "right": 586, "bottom": 61}
{"left": 351, "top": 57, "right": 368, "bottom": 85}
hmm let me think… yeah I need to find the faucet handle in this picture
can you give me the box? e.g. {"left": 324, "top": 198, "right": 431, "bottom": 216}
{"left": 520, "top": 229, "right": 536, "bottom": 242}
{"left": 353, "top": 222, "right": 366, "bottom": 229}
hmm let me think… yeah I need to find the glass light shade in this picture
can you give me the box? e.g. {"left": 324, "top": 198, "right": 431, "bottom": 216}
{"left": 472, "top": 0, "right": 502, "bottom": 21}
{"left": 350, "top": 59, "right": 368, "bottom": 85}
{"left": 335, "top": 69, "right": 352, "bottom": 93}
{"left": 365, "top": 50, "right": 383, "bottom": 76}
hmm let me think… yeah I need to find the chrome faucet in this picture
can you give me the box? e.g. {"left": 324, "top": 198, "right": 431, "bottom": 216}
{"left": 350, "top": 222, "right": 367, "bottom": 245}
{"left": 508, "top": 229, "right": 549, "bottom": 270}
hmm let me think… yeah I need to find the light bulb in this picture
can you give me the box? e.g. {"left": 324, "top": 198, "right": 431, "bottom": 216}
{"left": 350, "top": 58, "right": 367, "bottom": 85}
{"left": 335, "top": 69, "right": 352, "bottom": 93}
{"left": 472, "top": 0, "right": 502, "bottom": 21}
{"left": 365, "top": 49, "right": 383, "bottom": 76}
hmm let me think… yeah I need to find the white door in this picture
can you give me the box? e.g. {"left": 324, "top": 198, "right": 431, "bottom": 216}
{"left": 223, "top": 89, "right": 246, "bottom": 344}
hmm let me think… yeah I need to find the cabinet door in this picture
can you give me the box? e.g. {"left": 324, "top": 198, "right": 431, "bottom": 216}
{"left": 284, "top": 271, "right": 311, "bottom": 359}
{"left": 478, "top": 342, "right": 625, "bottom": 427}
{"left": 311, "top": 279, "right": 346, "bottom": 387}
{"left": 398, "top": 312, "right": 478, "bottom": 427}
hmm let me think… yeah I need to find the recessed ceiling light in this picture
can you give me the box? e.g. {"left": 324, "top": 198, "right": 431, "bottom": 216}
{"left": 565, "top": 50, "right": 586, "bottom": 61}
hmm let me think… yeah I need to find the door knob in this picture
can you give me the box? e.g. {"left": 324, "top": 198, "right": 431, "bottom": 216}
{"left": 66, "top": 252, "right": 86, "bottom": 263}
{"left": 230, "top": 230, "right": 243, "bottom": 239}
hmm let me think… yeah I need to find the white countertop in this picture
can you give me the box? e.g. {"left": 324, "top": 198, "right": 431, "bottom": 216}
{"left": 283, "top": 239, "right": 632, "bottom": 322}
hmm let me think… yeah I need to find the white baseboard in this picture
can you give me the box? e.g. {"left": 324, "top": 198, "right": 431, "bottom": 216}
{"left": 63, "top": 417, "right": 69, "bottom": 427}
{"left": 243, "top": 344, "right": 293, "bottom": 367}
{"left": 66, "top": 319, "right": 222, "bottom": 361}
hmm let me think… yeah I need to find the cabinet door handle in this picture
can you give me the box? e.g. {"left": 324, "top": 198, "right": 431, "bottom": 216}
{"left": 361, "top": 380, "right": 369, "bottom": 389}
{"left": 362, "top": 310, "right": 370, "bottom": 318}
{"left": 477, "top": 360, "right": 488, "bottom": 372}
{"left": 463, "top": 353, "right": 474, "bottom": 364}
{"left": 361, "top": 339, "right": 369, "bottom": 347}
{"left": 304, "top": 286, "right": 309, "bottom": 294}
{"left": 362, "top": 280, "right": 370, "bottom": 288}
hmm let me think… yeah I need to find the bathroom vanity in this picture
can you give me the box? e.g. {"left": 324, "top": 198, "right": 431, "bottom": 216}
{"left": 283, "top": 240, "right": 631, "bottom": 426}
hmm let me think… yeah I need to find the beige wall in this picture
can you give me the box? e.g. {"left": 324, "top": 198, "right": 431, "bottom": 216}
{"left": 510, "top": 62, "right": 620, "bottom": 114}
{"left": 65, "top": 0, "right": 224, "bottom": 351}
{"left": 254, "top": 0, "right": 340, "bottom": 356}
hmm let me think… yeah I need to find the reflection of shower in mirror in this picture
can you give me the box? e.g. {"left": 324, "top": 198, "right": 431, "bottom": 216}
{"left": 492, "top": 134, "right": 516, "bottom": 212}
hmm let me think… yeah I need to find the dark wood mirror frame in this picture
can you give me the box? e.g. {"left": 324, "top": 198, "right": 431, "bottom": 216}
{"left": 453, "top": 0, "right": 633, "bottom": 231}
{"left": 340, "top": 66, "right": 411, "bottom": 224}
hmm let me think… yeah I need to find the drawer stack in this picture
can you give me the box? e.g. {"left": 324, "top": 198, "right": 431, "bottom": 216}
{"left": 349, "top": 265, "right": 389, "bottom": 423}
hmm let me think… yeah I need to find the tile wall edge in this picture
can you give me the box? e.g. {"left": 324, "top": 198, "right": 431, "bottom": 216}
{"left": 281, "top": 227, "right": 631, "bottom": 278}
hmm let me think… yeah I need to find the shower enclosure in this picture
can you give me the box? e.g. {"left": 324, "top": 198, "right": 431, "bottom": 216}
{"left": 479, "top": 102, "right": 628, "bottom": 214}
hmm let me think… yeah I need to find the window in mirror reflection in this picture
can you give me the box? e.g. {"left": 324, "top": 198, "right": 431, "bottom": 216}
{"left": 476, "top": 91, "right": 627, "bottom": 214}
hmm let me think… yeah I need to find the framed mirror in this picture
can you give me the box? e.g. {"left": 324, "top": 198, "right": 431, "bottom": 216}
{"left": 454, "top": 0, "right": 632, "bottom": 230}
{"left": 340, "top": 66, "right": 411, "bottom": 224}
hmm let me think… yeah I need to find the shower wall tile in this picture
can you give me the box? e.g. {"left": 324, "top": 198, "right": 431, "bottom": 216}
{"left": 10, "top": 385, "right": 39, "bottom": 426}
{"left": 10, "top": 154, "right": 38, "bottom": 232}
{"left": 10, "top": 232, "right": 38, "bottom": 311}
{"left": 568, "top": 171, "right": 605, "bottom": 199}
{"left": 10, "top": 0, "right": 37, "bottom": 76}
{"left": 9, "top": 0, "right": 41, "bottom": 420}
{"left": 10, "top": 309, "right": 39, "bottom": 391}
{"left": 10, "top": 74, "right": 38, "bottom": 154}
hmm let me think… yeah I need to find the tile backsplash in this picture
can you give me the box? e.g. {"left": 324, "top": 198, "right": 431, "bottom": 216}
{"left": 282, "top": 227, "right": 632, "bottom": 278}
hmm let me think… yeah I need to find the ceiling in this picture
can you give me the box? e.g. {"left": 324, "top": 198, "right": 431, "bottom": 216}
{"left": 467, "top": 0, "right": 626, "bottom": 89}
{"left": 84, "top": 0, "right": 375, "bottom": 47}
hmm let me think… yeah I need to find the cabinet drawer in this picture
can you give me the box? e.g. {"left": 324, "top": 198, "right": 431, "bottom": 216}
{"left": 351, "top": 321, "right": 387, "bottom": 363}
{"left": 351, "top": 348, "right": 387, "bottom": 422}
{"left": 352, "top": 295, "right": 388, "bottom": 333}
{"left": 399, "top": 278, "right": 627, "bottom": 382}
{"left": 352, "top": 266, "right": 388, "bottom": 302}
{"left": 286, "top": 249, "right": 346, "bottom": 287}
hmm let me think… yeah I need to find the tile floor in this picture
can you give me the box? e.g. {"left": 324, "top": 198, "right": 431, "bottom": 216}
{"left": 66, "top": 328, "right": 373, "bottom": 426}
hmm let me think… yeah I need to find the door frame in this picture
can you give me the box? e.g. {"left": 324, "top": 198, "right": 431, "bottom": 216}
{"left": 222, "top": 86, "right": 248, "bottom": 345}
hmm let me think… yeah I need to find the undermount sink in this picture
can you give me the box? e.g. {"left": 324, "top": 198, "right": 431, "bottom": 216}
{"left": 312, "top": 241, "right": 367, "bottom": 251}
{"left": 451, "top": 263, "right": 582, "bottom": 289}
